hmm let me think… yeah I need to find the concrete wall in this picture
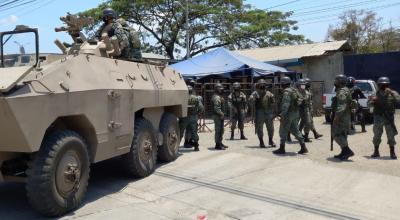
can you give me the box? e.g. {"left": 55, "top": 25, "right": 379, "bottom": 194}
{"left": 302, "top": 52, "right": 344, "bottom": 93}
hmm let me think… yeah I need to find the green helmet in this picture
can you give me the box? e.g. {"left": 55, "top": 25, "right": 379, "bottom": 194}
{"left": 377, "top": 77, "right": 390, "bottom": 85}
{"left": 103, "top": 8, "right": 117, "bottom": 21}
{"left": 281, "top": 76, "right": 291, "bottom": 85}
{"left": 297, "top": 79, "right": 307, "bottom": 86}
{"left": 334, "top": 74, "right": 347, "bottom": 88}
{"left": 215, "top": 83, "right": 223, "bottom": 92}
{"left": 304, "top": 77, "right": 311, "bottom": 85}
{"left": 232, "top": 82, "right": 241, "bottom": 90}
{"left": 187, "top": 85, "right": 193, "bottom": 94}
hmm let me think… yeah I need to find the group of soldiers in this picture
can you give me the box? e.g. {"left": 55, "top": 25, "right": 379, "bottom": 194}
{"left": 95, "top": 8, "right": 142, "bottom": 60}
{"left": 180, "top": 75, "right": 400, "bottom": 161}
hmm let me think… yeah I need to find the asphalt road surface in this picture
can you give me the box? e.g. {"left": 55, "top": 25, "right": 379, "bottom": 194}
{"left": 1, "top": 116, "right": 400, "bottom": 220}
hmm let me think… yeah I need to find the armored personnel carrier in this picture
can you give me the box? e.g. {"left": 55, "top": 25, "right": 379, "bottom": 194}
{"left": 0, "top": 14, "right": 187, "bottom": 216}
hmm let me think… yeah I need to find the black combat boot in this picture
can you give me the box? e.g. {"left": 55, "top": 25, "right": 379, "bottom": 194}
{"left": 361, "top": 125, "right": 366, "bottom": 133}
{"left": 230, "top": 130, "right": 234, "bottom": 140}
{"left": 184, "top": 140, "right": 192, "bottom": 148}
{"left": 273, "top": 143, "right": 286, "bottom": 155}
{"left": 240, "top": 130, "right": 247, "bottom": 140}
{"left": 390, "top": 146, "right": 397, "bottom": 160}
{"left": 268, "top": 137, "right": 276, "bottom": 148}
{"left": 259, "top": 137, "right": 266, "bottom": 148}
{"left": 193, "top": 142, "right": 199, "bottom": 151}
{"left": 340, "top": 146, "right": 355, "bottom": 161}
{"left": 304, "top": 133, "right": 312, "bottom": 143}
{"left": 221, "top": 143, "right": 229, "bottom": 149}
{"left": 215, "top": 143, "right": 225, "bottom": 150}
{"left": 334, "top": 148, "right": 345, "bottom": 159}
{"left": 312, "top": 129, "right": 323, "bottom": 139}
{"left": 298, "top": 143, "right": 309, "bottom": 154}
{"left": 371, "top": 145, "right": 380, "bottom": 158}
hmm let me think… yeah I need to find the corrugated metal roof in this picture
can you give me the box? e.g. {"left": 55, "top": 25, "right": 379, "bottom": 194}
{"left": 236, "top": 40, "right": 351, "bottom": 62}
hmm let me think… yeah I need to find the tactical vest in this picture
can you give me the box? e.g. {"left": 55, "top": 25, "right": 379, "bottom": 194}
{"left": 211, "top": 95, "right": 225, "bottom": 115}
{"left": 285, "top": 87, "right": 301, "bottom": 112}
{"left": 187, "top": 95, "right": 199, "bottom": 116}
{"left": 374, "top": 90, "right": 397, "bottom": 115}
{"left": 230, "top": 92, "right": 246, "bottom": 109}
{"left": 255, "top": 91, "right": 274, "bottom": 112}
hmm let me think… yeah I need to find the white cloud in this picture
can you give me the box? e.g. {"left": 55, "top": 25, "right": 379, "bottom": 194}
{"left": 0, "top": 15, "right": 19, "bottom": 26}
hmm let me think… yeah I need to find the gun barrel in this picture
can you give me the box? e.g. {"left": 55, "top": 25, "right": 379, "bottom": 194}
{"left": 55, "top": 27, "right": 67, "bottom": 32}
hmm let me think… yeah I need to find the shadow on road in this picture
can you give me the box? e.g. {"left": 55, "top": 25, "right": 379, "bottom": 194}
{"left": 363, "top": 156, "right": 396, "bottom": 161}
{"left": 326, "top": 157, "right": 354, "bottom": 163}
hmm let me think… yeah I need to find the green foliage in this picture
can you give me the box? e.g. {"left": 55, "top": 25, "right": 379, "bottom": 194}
{"left": 81, "top": 0, "right": 306, "bottom": 59}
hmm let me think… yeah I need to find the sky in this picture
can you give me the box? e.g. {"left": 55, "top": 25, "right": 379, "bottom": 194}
{"left": 0, "top": 0, "right": 399, "bottom": 54}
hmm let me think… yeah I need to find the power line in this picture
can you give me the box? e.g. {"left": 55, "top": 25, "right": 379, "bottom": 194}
{"left": 0, "top": 0, "right": 38, "bottom": 13}
{"left": 0, "top": 0, "right": 21, "bottom": 8}
{"left": 266, "top": 0, "right": 302, "bottom": 10}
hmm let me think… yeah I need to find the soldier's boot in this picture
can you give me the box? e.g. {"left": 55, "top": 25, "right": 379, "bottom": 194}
{"left": 340, "top": 146, "right": 355, "bottom": 161}
{"left": 334, "top": 148, "right": 345, "bottom": 159}
{"left": 390, "top": 146, "right": 397, "bottom": 160}
{"left": 259, "top": 137, "right": 266, "bottom": 148}
{"left": 361, "top": 125, "right": 367, "bottom": 133}
{"left": 215, "top": 143, "right": 225, "bottom": 150}
{"left": 312, "top": 129, "right": 323, "bottom": 139}
{"left": 287, "top": 134, "right": 292, "bottom": 142}
{"left": 298, "top": 143, "right": 309, "bottom": 154}
{"left": 268, "top": 137, "right": 276, "bottom": 148}
{"left": 273, "top": 143, "right": 286, "bottom": 155}
{"left": 240, "top": 130, "right": 247, "bottom": 140}
{"left": 221, "top": 142, "right": 229, "bottom": 149}
{"left": 184, "top": 140, "right": 192, "bottom": 148}
{"left": 193, "top": 142, "right": 200, "bottom": 152}
{"left": 304, "top": 133, "right": 312, "bottom": 143}
{"left": 230, "top": 130, "right": 234, "bottom": 140}
{"left": 371, "top": 145, "right": 380, "bottom": 158}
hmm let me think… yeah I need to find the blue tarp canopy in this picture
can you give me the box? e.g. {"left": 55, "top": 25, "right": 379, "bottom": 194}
{"left": 170, "top": 47, "right": 288, "bottom": 78}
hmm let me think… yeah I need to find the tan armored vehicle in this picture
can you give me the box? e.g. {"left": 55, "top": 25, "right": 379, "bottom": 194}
{"left": 0, "top": 15, "right": 187, "bottom": 216}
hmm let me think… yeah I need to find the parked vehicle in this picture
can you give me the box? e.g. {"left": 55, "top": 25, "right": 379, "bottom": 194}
{"left": 323, "top": 79, "right": 378, "bottom": 123}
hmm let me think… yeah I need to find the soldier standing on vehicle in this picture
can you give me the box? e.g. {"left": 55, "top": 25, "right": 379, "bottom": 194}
{"left": 95, "top": 8, "right": 130, "bottom": 59}
{"left": 249, "top": 79, "right": 276, "bottom": 148}
{"left": 302, "top": 78, "right": 323, "bottom": 139}
{"left": 179, "top": 86, "right": 204, "bottom": 151}
{"left": 347, "top": 76, "right": 367, "bottom": 133}
{"left": 228, "top": 82, "right": 248, "bottom": 140}
{"left": 212, "top": 83, "right": 228, "bottom": 150}
{"left": 117, "top": 18, "right": 142, "bottom": 59}
{"left": 369, "top": 77, "right": 400, "bottom": 159}
{"left": 331, "top": 74, "right": 355, "bottom": 160}
{"left": 273, "top": 76, "right": 308, "bottom": 155}
{"left": 297, "top": 79, "right": 313, "bottom": 142}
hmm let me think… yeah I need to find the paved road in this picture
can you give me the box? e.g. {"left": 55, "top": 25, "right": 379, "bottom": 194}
{"left": 1, "top": 116, "right": 400, "bottom": 220}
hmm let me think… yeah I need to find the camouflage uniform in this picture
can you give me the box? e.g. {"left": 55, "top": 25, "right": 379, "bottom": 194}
{"left": 249, "top": 87, "right": 275, "bottom": 147}
{"left": 96, "top": 22, "right": 130, "bottom": 59}
{"left": 298, "top": 86, "right": 313, "bottom": 142}
{"left": 370, "top": 77, "right": 400, "bottom": 159}
{"left": 117, "top": 18, "right": 142, "bottom": 59}
{"left": 179, "top": 92, "right": 204, "bottom": 151}
{"left": 228, "top": 89, "right": 248, "bottom": 140}
{"left": 331, "top": 74, "right": 354, "bottom": 160}
{"left": 304, "top": 78, "right": 323, "bottom": 139}
{"left": 273, "top": 77, "right": 308, "bottom": 155}
{"left": 212, "top": 84, "right": 227, "bottom": 150}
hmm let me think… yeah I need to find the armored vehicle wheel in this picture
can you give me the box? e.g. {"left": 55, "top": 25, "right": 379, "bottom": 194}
{"left": 123, "top": 118, "right": 157, "bottom": 178}
{"left": 26, "top": 130, "right": 90, "bottom": 217}
{"left": 158, "top": 113, "right": 179, "bottom": 162}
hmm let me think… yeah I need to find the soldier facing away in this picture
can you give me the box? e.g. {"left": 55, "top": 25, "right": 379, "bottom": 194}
{"left": 95, "top": 8, "right": 130, "bottom": 59}
{"left": 179, "top": 86, "right": 204, "bottom": 151}
{"left": 228, "top": 82, "right": 248, "bottom": 140}
{"left": 303, "top": 78, "right": 323, "bottom": 139}
{"left": 369, "top": 77, "right": 400, "bottom": 159}
{"left": 117, "top": 18, "right": 142, "bottom": 60}
{"left": 331, "top": 74, "right": 355, "bottom": 160}
{"left": 249, "top": 79, "right": 276, "bottom": 148}
{"left": 346, "top": 76, "right": 367, "bottom": 133}
{"left": 212, "top": 83, "right": 228, "bottom": 150}
{"left": 297, "top": 79, "right": 313, "bottom": 142}
{"left": 273, "top": 76, "right": 308, "bottom": 155}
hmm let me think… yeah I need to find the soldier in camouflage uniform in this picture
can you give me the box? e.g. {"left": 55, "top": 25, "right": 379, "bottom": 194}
{"left": 228, "top": 82, "right": 248, "bottom": 140}
{"left": 249, "top": 79, "right": 276, "bottom": 148}
{"left": 297, "top": 79, "right": 313, "bottom": 142}
{"left": 273, "top": 76, "right": 308, "bottom": 155}
{"left": 347, "top": 76, "right": 367, "bottom": 133}
{"left": 96, "top": 8, "right": 130, "bottom": 59}
{"left": 179, "top": 86, "right": 204, "bottom": 151}
{"left": 331, "top": 74, "right": 355, "bottom": 160}
{"left": 304, "top": 78, "right": 323, "bottom": 139}
{"left": 212, "top": 83, "right": 228, "bottom": 150}
{"left": 117, "top": 18, "right": 142, "bottom": 59}
{"left": 369, "top": 77, "right": 400, "bottom": 159}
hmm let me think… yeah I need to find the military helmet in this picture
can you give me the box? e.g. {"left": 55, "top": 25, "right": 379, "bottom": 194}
{"left": 377, "top": 77, "right": 390, "bottom": 85}
{"left": 190, "top": 79, "right": 196, "bottom": 85}
{"left": 257, "top": 79, "right": 267, "bottom": 85}
{"left": 296, "top": 79, "right": 307, "bottom": 86}
{"left": 187, "top": 85, "right": 193, "bottom": 93}
{"left": 232, "top": 82, "right": 241, "bottom": 90}
{"left": 103, "top": 8, "right": 117, "bottom": 20}
{"left": 215, "top": 83, "right": 223, "bottom": 91}
{"left": 346, "top": 76, "right": 356, "bottom": 87}
{"left": 334, "top": 74, "right": 347, "bottom": 87}
{"left": 304, "top": 77, "right": 311, "bottom": 85}
{"left": 281, "top": 76, "right": 291, "bottom": 85}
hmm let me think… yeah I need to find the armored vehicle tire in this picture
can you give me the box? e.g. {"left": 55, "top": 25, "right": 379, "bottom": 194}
{"left": 123, "top": 118, "right": 157, "bottom": 178}
{"left": 26, "top": 130, "right": 90, "bottom": 217}
{"left": 158, "top": 113, "right": 180, "bottom": 162}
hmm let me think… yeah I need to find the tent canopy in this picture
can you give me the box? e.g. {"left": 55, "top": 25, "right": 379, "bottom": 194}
{"left": 170, "top": 47, "right": 288, "bottom": 78}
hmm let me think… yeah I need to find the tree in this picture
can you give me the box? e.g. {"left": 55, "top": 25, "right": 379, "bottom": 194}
{"left": 376, "top": 24, "right": 400, "bottom": 52}
{"left": 82, "top": 0, "right": 306, "bottom": 59}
